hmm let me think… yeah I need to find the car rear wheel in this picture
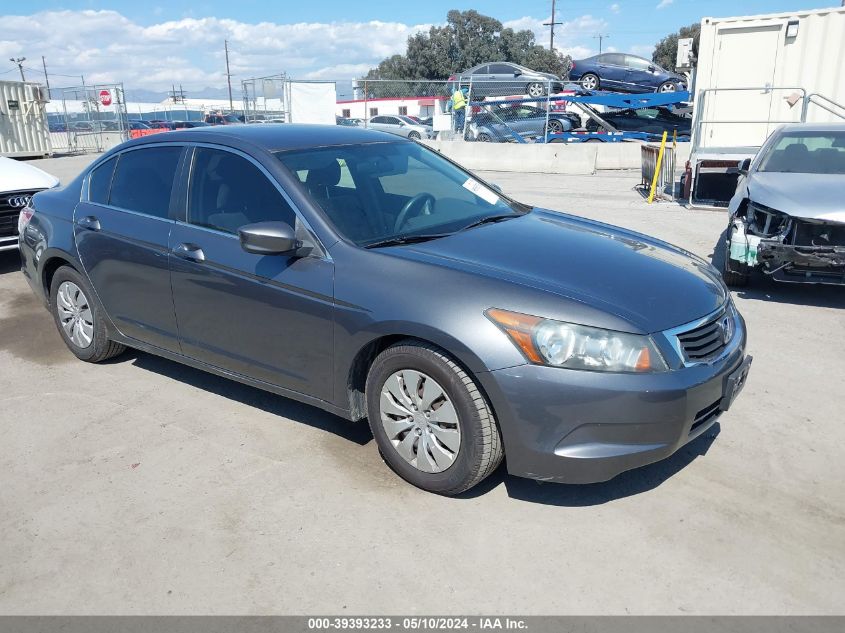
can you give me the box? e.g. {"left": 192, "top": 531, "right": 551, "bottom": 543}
{"left": 476, "top": 132, "right": 493, "bottom": 142}
{"left": 580, "top": 73, "right": 599, "bottom": 91}
{"left": 365, "top": 341, "right": 504, "bottom": 495}
{"left": 408, "top": 131, "right": 421, "bottom": 140}
{"left": 526, "top": 82, "right": 546, "bottom": 98}
{"left": 50, "top": 266, "right": 126, "bottom": 362}
{"left": 658, "top": 81, "right": 678, "bottom": 93}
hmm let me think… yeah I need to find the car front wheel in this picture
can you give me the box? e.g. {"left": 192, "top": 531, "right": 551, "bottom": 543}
{"left": 365, "top": 341, "right": 504, "bottom": 495}
{"left": 658, "top": 81, "right": 678, "bottom": 93}
{"left": 50, "top": 266, "right": 126, "bottom": 362}
{"left": 526, "top": 82, "right": 546, "bottom": 98}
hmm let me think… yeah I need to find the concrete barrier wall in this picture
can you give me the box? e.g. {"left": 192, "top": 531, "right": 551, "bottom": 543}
{"left": 422, "top": 140, "right": 691, "bottom": 175}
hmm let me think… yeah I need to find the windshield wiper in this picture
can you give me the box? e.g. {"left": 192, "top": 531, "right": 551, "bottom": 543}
{"left": 459, "top": 213, "right": 521, "bottom": 232}
{"left": 363, "top": 233, "right": 452, "bottom": 249}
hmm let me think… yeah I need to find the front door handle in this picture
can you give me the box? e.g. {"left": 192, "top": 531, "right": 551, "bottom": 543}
{"left": 172, "top": 242, "right": 205, "bottom": 263}
{"left": 77, "top": 215, "right": 100, "bottom": 231}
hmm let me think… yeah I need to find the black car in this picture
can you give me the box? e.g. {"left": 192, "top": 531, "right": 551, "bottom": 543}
{"left": 587, "top": 107, "right": 691, "bottom": 139}
{"left": 569, "top": 53, "right": 686, "bottom": 94}
{"left": 18, "top": 125, "right": 750, "bottom": 495}
{"left": 173, "top": 121, "right": 211, "bottom": 129}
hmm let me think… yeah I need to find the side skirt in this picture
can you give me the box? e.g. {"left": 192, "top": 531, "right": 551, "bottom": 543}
{"left": 109, "top": 332, "right": 355, "bottom": 421}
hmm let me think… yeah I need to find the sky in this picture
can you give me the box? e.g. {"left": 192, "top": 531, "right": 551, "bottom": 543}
{"left": 0, "top": 0, "right": 831, "bottom": 96}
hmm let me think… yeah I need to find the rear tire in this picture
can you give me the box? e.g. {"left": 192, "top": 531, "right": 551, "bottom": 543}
{"left": 526, "top": 82, "right": 546, "bottom": 98}
{"left": 50, "top": 266, "right": 126, "bottom": 363}
{"left": 408, "top": 131, "right": 421, "bottom": 140}
{"left": 580, "top": 73, "right": 599, "bottom": 91}
{"left": 365, "top": 341, "right": 504, "bottom": 496}
{"left": 476, "top": 132, "right": 493, "bottom": 142}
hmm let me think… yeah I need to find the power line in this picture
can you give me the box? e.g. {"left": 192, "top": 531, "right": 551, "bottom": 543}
{"left": 593, "top": 34, "right": 610, "bottom": 54}
{"left": 9, "top": 57, "right": 26, "bottom": 81}
{"left": 543, "top": 0, "right": 563, "bottom": 51}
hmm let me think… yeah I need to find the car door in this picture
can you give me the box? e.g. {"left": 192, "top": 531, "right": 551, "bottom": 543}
{"left": 368, "top": 116, "right": 389, "bottom": 132}
{"left": 470, "top": 65, "right": 491, "bottom": 96}
{"left": 623, "top": 55, "right": 655, "bottom": 93}
{"left": 74, "top": 144, "right": 185, "bottom": 353}
{"left": 597, "top": 54, "right": 626, "bottom": 89}
{"left": 168, "top": 145, "right": 334, "bottom": 400}
{"left": 488, "top": 63, "right": 519, "bottom": 95}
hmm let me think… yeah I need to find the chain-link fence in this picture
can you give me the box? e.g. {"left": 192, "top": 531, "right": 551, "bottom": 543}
{"left": 242, "top": 74, "right": 290, "bottom": 122}
{"left": 48, "top": 84, "right": 130, "bottom": 154}
{"left": 336, "top": 78, "right": 586, "bottom": 143}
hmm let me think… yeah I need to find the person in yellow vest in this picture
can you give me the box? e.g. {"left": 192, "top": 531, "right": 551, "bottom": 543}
{"left": 450, "top": 87, "right": 468, "bottom": 133}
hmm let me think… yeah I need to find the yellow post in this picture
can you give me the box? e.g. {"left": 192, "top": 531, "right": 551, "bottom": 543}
{"left": 648, "top": 131, "right": 669, "bottom": 204}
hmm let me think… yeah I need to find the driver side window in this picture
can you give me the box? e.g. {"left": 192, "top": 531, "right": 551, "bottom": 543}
{"left": 188, "top": 147, "right": 296, "bottom": 234}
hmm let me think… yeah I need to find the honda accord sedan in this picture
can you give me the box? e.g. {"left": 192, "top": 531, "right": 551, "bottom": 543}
{"left": 19, "top": 125, "right": 751, "bottom": 495}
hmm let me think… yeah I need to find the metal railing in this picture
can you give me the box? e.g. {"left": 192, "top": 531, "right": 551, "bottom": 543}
{"left": 641, "top": 141, "right": 677, "bottom": 202}
{"left": 801, "top": 92, "right": 845, "bottom": 122}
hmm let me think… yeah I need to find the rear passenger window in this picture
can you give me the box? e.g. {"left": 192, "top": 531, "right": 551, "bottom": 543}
{"left": 109, "top": 147, "right": 182, "bottom": 218}
{"left": 188, "top": 148, "right": 296, "bottom": 234}
{"left": 88, "top": 156, "right": 117, "bottom": 204}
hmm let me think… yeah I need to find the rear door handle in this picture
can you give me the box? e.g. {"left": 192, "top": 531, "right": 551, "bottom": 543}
{"left": 77, "top": 215, "right": 100, "bottom": 231}
{"left": 172, "top": 242, "right": 205, "bottom": 263}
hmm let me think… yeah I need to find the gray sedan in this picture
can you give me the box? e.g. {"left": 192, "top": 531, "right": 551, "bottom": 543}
{"left": 366, "top": 115, "right": 433, "bottom": 140}
{"left": 725, "top": 122, "right": 845, "bottom": 286}
{"left": 19, "top": 125, "right": 750, "bottom": 495}
{"left": 449, "top": 61, "right": 565, "bottom": 98}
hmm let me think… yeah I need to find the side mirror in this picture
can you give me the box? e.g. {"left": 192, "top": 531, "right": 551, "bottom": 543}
{"left": 239, "top": 221, "right": 300, "bottom": 256}
{"left": 738, "top": 158, "right": 752, "bottom": 176}
{"left": 513, "top": 71, "right": 523, "bottom": 77}
{"left": 648, "top": 65, "right": 656, "bottom": 72}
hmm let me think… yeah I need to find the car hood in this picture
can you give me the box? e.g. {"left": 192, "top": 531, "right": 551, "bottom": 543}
{"left": 748, "top": 172, "right": 845, "bottom": 222}
{"left": 0, "top": 157, "right": 60, "bottom": 192}
{"left": 392, "top": 210, "right": 726, "bottom": 333}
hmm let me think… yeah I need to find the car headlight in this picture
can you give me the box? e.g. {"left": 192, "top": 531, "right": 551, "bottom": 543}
{"left": 486, "top": 308, "right": 668, "bottom": 373}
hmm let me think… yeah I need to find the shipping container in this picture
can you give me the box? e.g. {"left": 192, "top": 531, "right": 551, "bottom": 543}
{"left": 0, "top": 80, "right": 51, "bottom": 158}
{"left": 688, "top": 6, "right": 845, "bottom": 206}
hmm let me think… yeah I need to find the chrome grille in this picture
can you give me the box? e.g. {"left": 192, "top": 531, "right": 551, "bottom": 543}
{"left": 0, "top": 190, "right": 39, "bottom": 237}
{"left": 675, "top": 308, "right": 730, "bottom": 363}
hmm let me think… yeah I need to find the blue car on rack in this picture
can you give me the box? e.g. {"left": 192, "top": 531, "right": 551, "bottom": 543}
{"left": 569, "top": 53, "right": 686, "bottom": 94}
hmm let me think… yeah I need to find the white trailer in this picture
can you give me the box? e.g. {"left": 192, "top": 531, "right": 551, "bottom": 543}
{"left": 0, "top": 81, "right": 51, "bottom": 158}
{"left": 687, "top": 6, "right": 845, "bottom": 207}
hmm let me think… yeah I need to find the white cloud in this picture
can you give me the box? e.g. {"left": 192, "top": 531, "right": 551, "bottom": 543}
{"left": 0, "top": 10, "right": 432, "bottom": 91}
{"left": 609, "top": 3, "right": 621, "bottom": 14}
{"left": 503, "top": 14, "right": 609, "bottom": 59}
{"left": 656, "top": 0, "right": 674, "bottom": 8}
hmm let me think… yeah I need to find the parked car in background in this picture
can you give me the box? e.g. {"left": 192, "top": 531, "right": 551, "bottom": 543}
{"left": 70, "top": 121, "right": 94, "bottom": 132}
{"left": 724, "top": 123, "right": 845, "bottom": 287}
{"left": 449, "top": 62, "right": 565, "bottom": 98}
{"left": 204, "top": 113, "right": 243, "bottom": 125}
{"left": 470, "top": 104, "right": 581, "bottom": 142}
{"left": 569, "top": 53, "right": 686, "bottom": 93}
{"left": 366, "top": 115, "right": 433, "bottom": 139}
{"left": 417, "top": 116, "right": 433, "bottom": 127}
{"left": 0, "top": 156, "right": 59, "bottom": 252}
{"left": 148, "top": 121, "right": 176, "bottom": 130}
{"left": 173, "top": 121, "right": 211, "bottom": 129}
{"left": 18, "top": 124, "right": 750, "bottom": 495}
{"left": 336, "top": 116, "right": 361, "bottom": 127}
{"left": 586, "top": 106, "right": 691, "bottom": 139}
{"left": 127, "top": 121, "right": 151, "bottom": 130}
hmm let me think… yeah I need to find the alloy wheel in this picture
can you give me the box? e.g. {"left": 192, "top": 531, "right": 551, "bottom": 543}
{"left": 56, "top": 281, "right": 94, "bottom": 349}
{"left": 379, "top": 369, "right": 461, "bottom": 473}
{"left": 581, "top": 75, "right": 598, "bottom": 91}
{"left": 547, "top": 119, "right": 564, "bottom": 134}
{"left": 527, "top": 83, "right": 545, "bottom": 98}
{"left": 659, "top": 82, "right": 678, "bottom": 93}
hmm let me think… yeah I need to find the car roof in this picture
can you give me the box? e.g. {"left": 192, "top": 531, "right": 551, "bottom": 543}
{"left": 121, "top": 123, "right": 404, "bottom": 152}
{"left": 776, "top": 122, "right": 845, "bottom": 133}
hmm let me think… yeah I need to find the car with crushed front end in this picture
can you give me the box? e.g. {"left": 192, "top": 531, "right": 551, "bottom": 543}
{"left": 724, "top": 123, "right": 845, "bottom": 287}
{"left": 19, "top": 125, "right": 751, "bottom": 495}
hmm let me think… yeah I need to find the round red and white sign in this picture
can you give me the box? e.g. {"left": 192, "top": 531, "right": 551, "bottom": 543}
{"left": 98, "top": 89, "right": 112, "bottom": 106}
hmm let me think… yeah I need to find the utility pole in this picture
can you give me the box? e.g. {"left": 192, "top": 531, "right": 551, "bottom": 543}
{"left": 41, "top": 56, "right": 51, "bottom": 98}
{"left": 593, "top": 34, "right": 610, "bottom": 54}
{"left": 225, "top": 39, "right": 234, "bottom": 111}
{"left": 543, "top": 0, "right": 563, "bottom": 51}
{"left": 9, "top": 57, "right": 26, "bottom": 82}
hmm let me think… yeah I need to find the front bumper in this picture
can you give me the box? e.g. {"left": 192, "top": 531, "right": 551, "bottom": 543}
{"left": 480, "top": 327, "right": 749, "bottom": 484}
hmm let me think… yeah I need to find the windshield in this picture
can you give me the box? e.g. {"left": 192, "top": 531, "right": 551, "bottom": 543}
{"left": 758, "top": 131, "right": 845, "bottom": 174}
{"left": 276, "top": 141, "right": 527, "bottom": 247}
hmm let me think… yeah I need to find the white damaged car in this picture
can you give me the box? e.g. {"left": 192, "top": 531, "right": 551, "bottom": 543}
{"left": 723, "top": 123, "right": 845, "bottom": 286}
{"left": 0, "top": 156, "right": 59, "bottom": 252}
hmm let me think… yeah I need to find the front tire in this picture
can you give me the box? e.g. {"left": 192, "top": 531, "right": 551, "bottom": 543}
{"left": 407, "top": 131, "right": 421, "bottom": 140}
{"left": 50, "top": 266, "right": 126, "bottom": 362}
{"left": 365, "top": 341, "right": 503, "bottom": 495}
{"left": 526, "top": 82, "right": 546, "bottom": 98}
{"left": 658, "top": 81, "right": 678, "bottom": 93}
{"left": 476, "top": 132, "right": 493, "bottom": 142}
{"left": 722, "top": 226, "right": 751, "bottom": 287}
